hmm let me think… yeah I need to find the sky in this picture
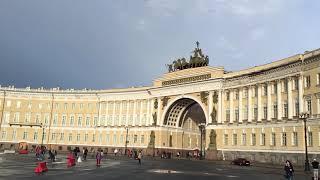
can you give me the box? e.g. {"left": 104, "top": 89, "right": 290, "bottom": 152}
{"left": 0, "top": 0, "right": 319, "bottom": 90}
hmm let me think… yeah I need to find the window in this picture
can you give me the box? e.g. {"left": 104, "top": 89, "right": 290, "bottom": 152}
{"left": 305, "top": 76, "right": 311, "bottom": 88}
{"left": 1, "top": 131, "right": 6, "bottom": 140}
{"left": 94, "top": 116, "right": 98, "bottom": 126}
{"left": 260, "top": 133, "right": 265, "bottom": 146}
{"left": 121, "top": 115, "right": 126, "bottom": 126}
{"left": 273, "top": 83, "right": 277, "bottom": 94}
{"left": 263, "top": 106, "right": 267, "bottom": 119}
{"left": 77, "top": 134, "right": 80, "bottom": 142}
{"left": 62, "top": 115, "right": 66, "bottom": 126}
{"left": 235, "top": 90, "right": 239, "bottom": 100}
{"left": 92, "top": 134, "right": 96, "bottom": 142}
{"left": 141, "top": 135, "right": 145, "bottom": 144}
{"left": 242, "top": 133, "right": 246, "bottom": 145}
{"left": 107, "top": 116, "right": 112, "bottom": 126}
{"left": 12, "top": 130, "right": 16, "bottom": 140}
{"left": 113, "top": 134, "right": 117, "bottom": 144}
{"left": 226, "top": 109, "right": 230, "bottom": 121}
{"left": 281, "top": 132, "right": 287, "bottom": 146}
{"left": 295, "top": 99, "right": 299, "bottom": 116}
{"left": 23, "top": 132, "right": 28, "bottom": 140}
{"left": 223, "top": 134, "right": 228, "bottom": 145}
{"left": 283, "top": 103, "right": 288, "bottom": 118}
{"left": 44, "top": 115, "right": 49, "bottom": 125}
{"left": 33, "top": 132, "right": 38, "bottom": 141}
{"left": 105, "top": 134, "right": 110, "bottom": 143}
{"left": 283, "top": 79, "right": 288, "bottom": 92}
{"left": 100, "top": 115, "right": 105, "bottom": 126}
{"left": 243, "top": 106, "right": 248, "bottom": 120}
{"left": 134, "top": 135, "right": 138, "bottom": 143}
{"left": 54, "top": 103, "right": 59, "bottom": 109}
{"left": 271, "top": 133, "right": 276, "bottom": 146}
{"left": 233, "top": 134, "right": 237, "bottom": 146}
{"left": 25, "top": 113, "right": 31, "bottom": 123}
{"left": 53, "top": 114, "right": 58, "bottom": 126}
{"left": 317, "top": 73, "right": 320, "bottom": 85}
{"left": 70, "top": 116, "right": 75, "bottom": 126}
{"left": 120, "top": 135, "right": 124, "bottom": 143}
{"left": 35, "top": 114, "right": 40, "bottom": 124}
{"left": 114, "top": 115, "right": 119, "bottom": 126}
{"left": 253, "top": 106, "right": 258, "bottom": 120}
{"left": 77, "top": 116, "right": 82, "bottom": 126}
{"left": 13, "top": 112, "right": 19, "bottom": 122}
{"left": 292, "top": 132, "right": 298, "bottom": 146}
{"left": 294, "top": 77, "right": 299, "bottom": 90}
{"left": 64, "top": 103, "right": 68, "bottom": 110}
{"left": 307, "top": 132, "right": 313, "bottom": 146}
{"left": 254, "top": 86, "right": 258, "bottom": 97}
{"left": 99, "top": 134, "right": 102, "bottom": 143}
{"left": 80, "top": 103, "right": 84, "bottom": 109}
{"left": 68, "top": 133, "right": 72, "bottom": 142}
{"left": 60, "top": 133, "right": 64, "bottom": 141}
{"left": 307, "top": 100, "right": 312, "bottom": 114}
{"left": 243, "top": 88, "right": 248, "bottom": 98}
{"left": 263, "top": 84, "right": 267, "bottom": 96}
{"left": 86, "top": 116, "right": 90, "bottom": 126}
{"left": 128, "top": 115, "right": 133, "bottom": 126}
{"left": 226, "top": 92, "right": 230, "bottom": 101}
{"left": 84, "top": 134, "right": 88, "bottom": 142}
{"left": 273, "top": 104, "right": 278, "bottom": 118}
{"left": 251, "top": 133, "right": 256, "bottom": 146}
{"left": 235, "top": 109, "right": 239, "bottom": 122}
{"left": 51, "top": 133, "right": 56, "bottom": 140}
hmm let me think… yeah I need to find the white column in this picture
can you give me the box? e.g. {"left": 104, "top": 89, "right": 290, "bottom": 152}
{"left": 147, "top": 99, "right": 150, "bottom": 126}
{"left": 208, "top": 91, "right": 213, "bottom": 124}
{"left": 112, "top": 101, "right": 116, "bottom": 126}
{"left": 298, "top": 75, "right": 304, "bottom": 113}
{"left": 277, "top": 80, "right": 282, "bottom": 120}
{"left": 229, "top": 90, "right": 234, "bottom": 123}
{"left": 139, "top": 101, "right": 143, "bottom": 126}
{"left": 248, "top": 86, "right": 252, "bottom": 122}
{"left": 133, "top": 100, "right": 137, "bottom": 126}
{"left": 218, "top": 90, "right": 223, "bottom": 124}
{"left": 267, "top": 82, "right": 272, "bottom": 121}
{"left": 257, "top": 84, "right": 262, "bottom": 122}
{"left": 287, "top": 77, "right": 293, "bottom": 119}
{"left": 119, "top": 101, "right": 123, "bottom": 126}
{"left": 239, "top": 88, "right": 243, "bottom": 123}
{"left": 126, "top": 100, "right": 129, "bottom": 126}
{"left": 105, "top": 101, "right": 109, "bottom": 126}
{"left": 157, "top": 97, "right": 161, "bottom": 126}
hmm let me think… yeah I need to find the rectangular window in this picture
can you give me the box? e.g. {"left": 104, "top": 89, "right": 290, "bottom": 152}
{"left": 62, "top": 115, "right": 66, "bottom": 126}
{"left": 243, "top": 106, "right": 248, "bottom": 120}
{"left": 307, "top": 100, "right": 312, "bottom": 114}
{"left": 307, "top": 132, "right": 313, "bottom": 146}
{"left": 70, "top": 116, "right": 74, "bottom": 126}
{"left": 60, "top": 133, "right": 64, "bottom": 141}
{"left": 94, "top": 116, "right": 98, "bottom": 126}
{"left": 134, "top": 135, "right": 138, "bottom": 143}
{"left": 294, "top": 77, "right": 299, "bottom": 90}
{"left": 232, "top": 134, "right": 237, "bottom": 146}
{"left": 92, "top": 134, "right": 95, "bottom": 142}
{"left": 226, "top": 92, "right": 230, "bottom": 101}
{"left": 86, "top": 116, "right": 90, "bottom": 126}
{"left": 23, "top": 132, "right": 28, "bottom": 140}
{"left": 12, "top": 130, "right": 16, "bottom": 140}
{"left": 263, "top": 106, "right": 267, "bottom": 119}
{"left": 100, "top": 115, "right": 105, "bottom": 126}
{"left": 107, "top": 116, "right": 112, "bottom": 126}
{"left": 13, "top": 112, "right": 20, "bottom": 123}
{"left": 84, "top": 134, "right": 88, "bottom": 142}
{"left": 141, "top": 135, "right": 145, "bottom": 144}
{"left": 64, "top": 103, "right": 68, "bottom": 110}
{"left": 44, "top": 115, "right": 49, "bottom": 125}
{"left": 305, "top": 76, "right": 311, "bottom": 88}
{"left": 271, "top": 133, "right": 276, "bottom": 146}
{"left": 292, "top": 132, "right": 298, "bottom": 146}
{"left": 33, "top": 132, "right": 38, "bottom": 141}
{"left": 1, "top": 131, "right": 6, "bottom": 140}
{"left": 105, "top": 134, "right": 110, "bottom": 143}
{"left": 78, "top": 116, "right": 82, "bottom": 126}
{"left": 281, "top": 132, "right": 287, "bottom": 146}
{"left": 77, "top": 134, "right": 80, "bottom": 142}
{"left": 317, "top": 73, "right": 320, "bottom": 85}
{"left": 16, "top": 101, "right": 21, "bottom": 108}
{"left": 273, "top": 104, "right": 278, "bottom": 118}
{"left": 263, "top": 84, "right": 268, "bottom": 96}
{"left": 260, "top": 133, "right": 266, "bottom": 146}
{"left": 235, "top": 109, "right": 239, "bottom": 122}
{"left": 242, "top": 133, "right": 246, "bottom": 145}
{"left": 226, "top": 110, "right": 230, "bottom": 121}
{"left": 224, "top": 134, "right": 228, "bottom": 145}
{"left": 243, "top": 89, "right": 248, "bottom": 98}
{"left": 283, "top": 103, "right": 288, "bottom": 118}
{"left": 251, "top": 133, "right": 256, "bottom": 146}
{"left": 120, "top": 134, "right": 124, "bottom": 143}
{"left": 68, "top": 133, "right": 72, "bottom": 142}
{"left": 273, "top": 84, "right": 277, "bottom": 94}
{"left": 235, "top": 90, "right": 239, "bottom": 100}
{"left": 295, "top": 100, "right": 299, "bottom": 116}
{"left": 253, "top": 107, "right": 258, "bottom": 120}
{"left": 53, "top": 115, "right": 58, "bottom": 126}
{"left": 35, "top": 114, "right": 40, "bottom": 124}
{"left": 25, "top": 113, "right": 31, "bottom": 123}
{"left": 113, "top": 134, "right": 117, "bottom": 144}
{"left": 283, "top": 79, "right": 288, "bottom": 92}
{"left": 51, "top": 133, "right": 56, "bottom": 141}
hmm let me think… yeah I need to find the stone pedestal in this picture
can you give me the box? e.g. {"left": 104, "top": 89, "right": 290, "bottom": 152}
{"left": 145, "top": 147, "right": 155, "bottom": 156}
{"left": 205, "top": 149, "right": 218, "bottom": 160}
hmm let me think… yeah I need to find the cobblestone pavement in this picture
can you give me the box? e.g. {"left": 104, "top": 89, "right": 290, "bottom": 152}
{"left": 0, "top": 153, "right": 313, "bottom": 180}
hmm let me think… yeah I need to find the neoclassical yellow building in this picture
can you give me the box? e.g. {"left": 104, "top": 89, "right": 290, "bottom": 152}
{"left": 0, "top": 45, "right": 319, "bottom": 164}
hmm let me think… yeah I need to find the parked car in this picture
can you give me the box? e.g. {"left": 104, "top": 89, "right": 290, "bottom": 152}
{"left": 231, "top": 158, "right": 251, "bottom": 166}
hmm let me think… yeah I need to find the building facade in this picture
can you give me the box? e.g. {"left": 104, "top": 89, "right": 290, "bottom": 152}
{"left": 0, "top": 46, "right": 320, "bottom": 165}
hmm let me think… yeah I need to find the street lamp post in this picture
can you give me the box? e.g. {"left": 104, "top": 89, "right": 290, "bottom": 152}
{"left": 299, "top": 112, "right": 310, "bottom": 172}
{"left": 41, "top": 123, "right": 45, "bottom": 147}
{"left": 198, "top": 123, "right": 205, "bottom": 160}
{"left": 124, "top": 126, "right": 129, "bottom": 155}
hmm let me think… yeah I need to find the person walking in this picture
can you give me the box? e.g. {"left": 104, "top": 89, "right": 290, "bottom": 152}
{"left": 137, "top": 151, "right": 142, "bottom": 165}
{"left": 96, "top": 150, "right": 102, "bottom": 166}
{"left": 284, "top": 160, "right": 294, "bottom": 180}
{"left": 83, "top": 148, "right": 88, "bottom": 161}
{"left": 312, "top": 159, "right": 319, "bottom": 180}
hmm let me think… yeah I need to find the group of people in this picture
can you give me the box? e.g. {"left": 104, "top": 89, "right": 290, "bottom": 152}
{"left": 284, "top": 159, "right": 319, "bottom": 180}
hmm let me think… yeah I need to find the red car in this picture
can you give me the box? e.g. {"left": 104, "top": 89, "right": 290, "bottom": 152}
{"left": 231, "top": 158, "right": 251, "bottom": 166}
